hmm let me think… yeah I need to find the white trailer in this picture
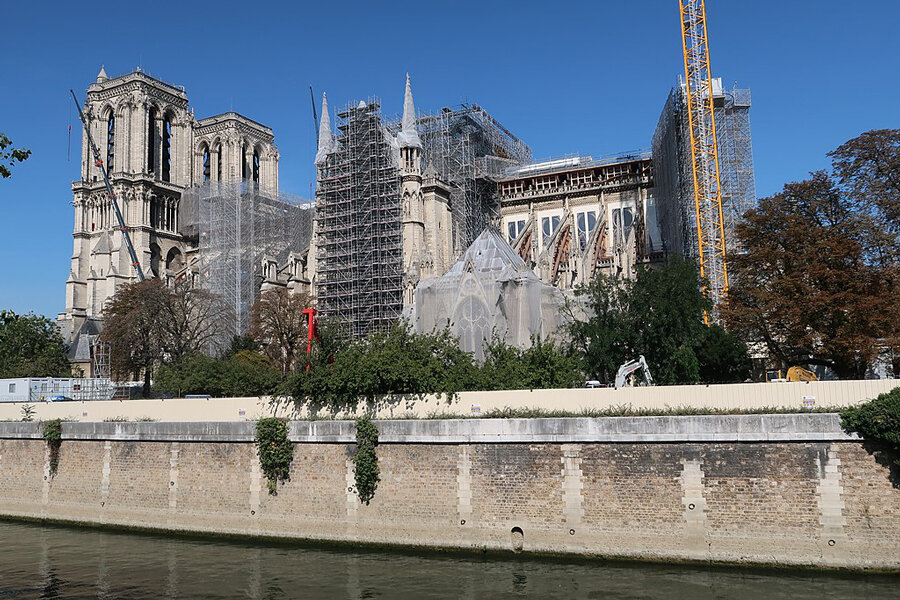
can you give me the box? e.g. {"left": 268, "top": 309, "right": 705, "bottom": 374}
{"left": 0, "top": 378, "right": 114, "bottom": 403}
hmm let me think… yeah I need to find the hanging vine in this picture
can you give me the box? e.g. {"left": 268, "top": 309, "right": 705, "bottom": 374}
{"left": 353, "top": 416, "right": 380, "bottom": 505}
{"left": 42, "top": 418, "right": 62, "bottom": 477}
{"left": 255, "top": 418, "right": 294, "bottom": 495}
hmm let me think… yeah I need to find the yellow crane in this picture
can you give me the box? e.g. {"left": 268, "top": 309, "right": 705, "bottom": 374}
{"left": 678, "top": 0, "right": 728, "bottom": 323}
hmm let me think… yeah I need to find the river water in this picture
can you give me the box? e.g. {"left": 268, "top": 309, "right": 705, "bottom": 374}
{"left": 0, "top": 520, "right": 896, "bottom": 599}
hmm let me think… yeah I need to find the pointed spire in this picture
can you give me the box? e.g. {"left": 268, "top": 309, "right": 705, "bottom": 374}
{"left": 398, "top": 73, "right": 422, "bottom": 149}
{"left": 96, "top": 65, "right": 109, "bottom": 83}
{"left": 315, "top": 93, "right": 333, "bottom": 166}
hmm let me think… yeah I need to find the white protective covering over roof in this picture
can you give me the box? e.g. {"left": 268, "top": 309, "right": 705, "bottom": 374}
{"left": 396, "top": 73, "right": 422, "bottom": 149}
{"left": 408, "top": 227, "right": 569, "bottom": 360}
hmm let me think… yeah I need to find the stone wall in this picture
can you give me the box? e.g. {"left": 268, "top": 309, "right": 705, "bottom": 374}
{"left": 0, "top": 415, "right": 897, "bottom": 571}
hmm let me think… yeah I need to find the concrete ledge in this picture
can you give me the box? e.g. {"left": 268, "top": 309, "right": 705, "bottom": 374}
{"left": 0, "top": 414, "right": 858, "bottom": 443}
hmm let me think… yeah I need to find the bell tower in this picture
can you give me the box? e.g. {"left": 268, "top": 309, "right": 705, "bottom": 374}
{"left": 64, "top": 67, "right": 194, "bottom": 326}
{"left": 399, "top": 74, "right": 426, "bottom": 307}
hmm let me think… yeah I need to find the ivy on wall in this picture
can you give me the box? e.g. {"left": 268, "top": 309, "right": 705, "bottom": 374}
{"left": 353, "top": 416, "right": 380, "bottom": 505}
{"left": 42, "top": 418, "right": 62, "bottom": 477}
{"left": 255, "top": 418, "right": 294, "bottom": 495}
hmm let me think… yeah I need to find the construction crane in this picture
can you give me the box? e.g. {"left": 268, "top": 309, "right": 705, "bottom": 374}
{"left": 70, "top": 90, "right": 145, "bottom": 281}
{"left": 678, "top": 0, "right": 727, "bottom": 323}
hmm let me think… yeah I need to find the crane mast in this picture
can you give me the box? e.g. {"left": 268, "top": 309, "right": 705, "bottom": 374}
{"left": 70, "top": 90, "right": 145, "bottom": 282}
{"left": 678, "top": 0, "right": 727, "bottom": 323}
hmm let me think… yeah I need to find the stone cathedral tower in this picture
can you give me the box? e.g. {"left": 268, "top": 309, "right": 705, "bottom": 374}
{"left": 60, "top": 67, "right": 280, "bottom": 361}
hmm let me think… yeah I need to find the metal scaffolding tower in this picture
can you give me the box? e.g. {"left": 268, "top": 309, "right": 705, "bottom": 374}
{"left": 417, "top": 104, "right": 532, "bottom": 252}
{"left": 316, "top": 100, "right": 404, "bottom": 338}
{"left": 679, "top": 0, "right": 728, "bottom": 322}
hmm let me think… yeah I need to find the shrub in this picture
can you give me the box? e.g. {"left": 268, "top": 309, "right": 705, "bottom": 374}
{"left": 841, "top": 387, "right": 900, "bottom": 466}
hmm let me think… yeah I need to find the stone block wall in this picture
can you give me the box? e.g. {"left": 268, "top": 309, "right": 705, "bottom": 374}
{"left": 0, "top": 417, "right": 897, "bottom": 571}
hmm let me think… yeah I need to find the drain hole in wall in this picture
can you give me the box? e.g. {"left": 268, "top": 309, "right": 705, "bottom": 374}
{"left": 460, "top": 520, "right": 466, "bottom": 525}
{"left": 170, "top": 481, "right": 174, "bottom": 486}
{"left": 511, "top": 527, "right": 524, "bottom": 553}
{"left": 251, "top": 510, "right": 256, "bottom": 516}
{"left": 100, "top": 502, "right": 104, "bottom": 507}
{"left": 688, "top": 503, "right": 695, "bottom": 510}
{"left": 569, "top": 529, "right": 575, "bottom": 536}
{"left": 828, "top": 539, "right": 835, "bottom": 547}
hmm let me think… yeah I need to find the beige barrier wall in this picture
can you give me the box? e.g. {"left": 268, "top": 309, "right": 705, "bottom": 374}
{"left": 0, "top": 379, "right": 896, "bottom": 423}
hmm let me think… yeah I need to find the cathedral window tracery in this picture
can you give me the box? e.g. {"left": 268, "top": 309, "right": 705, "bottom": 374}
{"left": 162, "top": 113, "right": 173, "bottom": 182}
{"left": 106, "top": 112, "right": 115, "bottom": 173}
{"left": 147, "top": 107, "right": 157, "bottom": 174}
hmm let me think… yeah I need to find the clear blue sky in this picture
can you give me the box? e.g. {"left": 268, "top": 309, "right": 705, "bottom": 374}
{"left": 1, "top": 0, "right": 898, "bottom": 318}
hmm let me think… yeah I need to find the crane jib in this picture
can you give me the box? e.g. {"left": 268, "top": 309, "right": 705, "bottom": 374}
{"left": 70, "top": 89, "right": 146, "bottom": 282}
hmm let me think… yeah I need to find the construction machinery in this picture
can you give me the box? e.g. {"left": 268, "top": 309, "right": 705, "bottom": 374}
{"left": 615, "top": 355, "right": 654, "bottom": 388}
{"left": 678, "top": 0, "right": 728, "bottom": 323}
{"left": 786, "top": 366, "right": 818, "bottom": 382}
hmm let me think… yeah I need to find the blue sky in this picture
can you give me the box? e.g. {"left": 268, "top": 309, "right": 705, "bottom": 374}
{"left": 1, "top": 0, "right": 898, "bottom": 318}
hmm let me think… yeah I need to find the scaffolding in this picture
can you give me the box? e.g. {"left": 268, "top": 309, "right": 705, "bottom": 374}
{"left": 417, "top": 104, "right": 532, "bottom": 252}
{"left": 316, "top": 99, "right": 531, "bottom": 338}
{"left": 180, "top": 180, "right": 314, "bottom": 345}
{"left": 652, "top": 80, "right": 756, "bottom": 261}
{"left": 316, "top": 100, "right": 404, "bottom": 338}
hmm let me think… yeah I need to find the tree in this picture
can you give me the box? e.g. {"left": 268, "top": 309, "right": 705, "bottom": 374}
{"left": 724, "top": 169, "right": 896, "bottom": 379}
{"left": 0, "top": 133, "right": 31, "bottom": 178}
{"left": 0, "top": 310, "right": 70, "bottom": 377}
{"left": 829, "top": 129, "right": 900, "bottom": 241}
{"left": 569, "top": 257, "right": 749, "bottom": 385}
{"left": 100, "top": 280, "right": 170, "bottom": 395}
{"left": 480, "top": 335, "right": 581, "bottom": 390}
{"left": 161, "top": 279, "right": 229, "bottom": 362}
{"left": 281, "top": 322, "right": 480, "bottom": 410}
{"left": 248, "top": 288, "right": 311, "bottom": 374}
{"left": 154, "top": 351, "right": 281, "bottom": 398}
{"left": 101, "top": 279, "right": 230, "bottom": 394}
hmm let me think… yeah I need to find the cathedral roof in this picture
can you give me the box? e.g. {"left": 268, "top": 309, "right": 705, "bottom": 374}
{"left": 447, "top": 227, "right": 528, "bottom": 275}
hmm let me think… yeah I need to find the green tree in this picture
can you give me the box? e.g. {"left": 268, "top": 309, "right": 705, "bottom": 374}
{"left": 480, "top": 335, "right": 581, "bottom": 390}
{"left": 282, "top": 322, "right": 479, "bottom": 410}
{"left": 569, "top": 257, "right": 749, "bottom": 385}
{"left": 100, "top": 280, "right": 170, "bottom": 395}
{"left": 0, "top": 133, "right": 31, "bottom": 178}
{"left": 154, "top": 351, "right": 281, "bottom": 398}
{"left": 0, "top": 310, "right": 70, "bottom": 377}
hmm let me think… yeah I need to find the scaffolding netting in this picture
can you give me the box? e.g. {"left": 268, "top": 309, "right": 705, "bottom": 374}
{"left": 180, "top": 180, "right": 314, "bottom": 345}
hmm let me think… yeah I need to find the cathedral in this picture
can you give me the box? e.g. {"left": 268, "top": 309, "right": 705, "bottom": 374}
{"left": 59, "top": 66, "right": 749, "bottom": 369}
{"left": 58, "top": 67, "right": 282, "bottom": 373}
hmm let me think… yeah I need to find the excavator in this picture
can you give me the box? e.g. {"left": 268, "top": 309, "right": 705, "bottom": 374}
{"left": 615, "top": 355, "right": 654, "bottom": 388}
{"left": 767, "top": 366, "right": 818, "bottom": 382}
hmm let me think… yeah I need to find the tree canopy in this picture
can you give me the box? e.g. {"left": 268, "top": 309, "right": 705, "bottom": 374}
{"left": 725, "top": 130, "right": 899, "bottom": 378}
{"left": 569, "top": 257, "right": 750, "bottom": 386}
{"left": 0, "top": 133, "right": 31, "bottom": 178}
{"left": 0, "top": 310, "right": 70, "bottom": 378}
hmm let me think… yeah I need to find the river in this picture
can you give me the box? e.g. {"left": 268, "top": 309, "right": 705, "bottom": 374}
{"left": 0, "top": 520, "right": 896, "bottom": 599}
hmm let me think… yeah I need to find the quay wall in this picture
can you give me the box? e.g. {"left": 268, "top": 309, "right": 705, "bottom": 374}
{"left": 0, "top": 379, "right": 896, "bottom": 423}
{"left": 0, "top": 415, "right": 898, "bottom": 571}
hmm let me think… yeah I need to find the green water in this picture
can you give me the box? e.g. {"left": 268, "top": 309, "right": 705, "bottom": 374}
{"left": 0, "top": 520, "right": 895, "bottom": 599}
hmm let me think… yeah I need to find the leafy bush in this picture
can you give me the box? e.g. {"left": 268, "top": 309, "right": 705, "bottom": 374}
{"left": 154, "top": 351, "right": 281, "bottom": 398}
{"left": 841, "top": 387, "right": 900, "bottom": 466}
{"left": 353, "top": 416, "right": 380, "bottom": 505}
{"left": 255, "top": 418, "right": 293, "bottom": 494}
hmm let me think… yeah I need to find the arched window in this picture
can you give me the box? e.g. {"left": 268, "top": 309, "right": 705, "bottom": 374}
{"left": 162, "top": 114, "right": 173, "bottom": 182}
{"left": 150, "top": 197, "right": 159, "bottom": 229}
{"left": 241, "top": 143, "right": 248, "bottom": 180}
{"left": 252, "top": 149, "right": 260, "bottom": 183}
{"left": 147, "top": 107, "right": 157, "bottom": 174}
{"left": 215, "top": 143, "right": 223, "bottom": 181}
{"left": 106, "top": 113, "right": 115, "bottom": 172}
{"left": 202, "top": 146, "right": 210, "bottom": 181}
